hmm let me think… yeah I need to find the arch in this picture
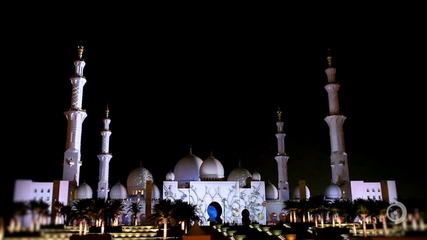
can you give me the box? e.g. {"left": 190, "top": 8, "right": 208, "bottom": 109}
{"left": 207, "top": 202, "right": 222, "bottom": 225}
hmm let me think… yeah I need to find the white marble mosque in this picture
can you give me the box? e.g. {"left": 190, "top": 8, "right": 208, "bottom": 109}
{"left": 12, "top": 44, "right": 398, "bottom": 228}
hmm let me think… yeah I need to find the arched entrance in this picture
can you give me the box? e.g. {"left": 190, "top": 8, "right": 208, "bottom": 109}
{"left": 207, "top": 202, "right": 222, "bottom": 225}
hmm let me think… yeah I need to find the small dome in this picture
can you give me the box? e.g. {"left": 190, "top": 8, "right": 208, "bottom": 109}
{"left": 165, "top": 170, "right": 175, "bottom": 181}
{"left": 252, "top": 171, "right": 261, "bottom": 181}
{"left": 110, "top": 182, "right": 127, "bottom": 199}
{"left": 200, "top": 154, "right": 225, "bottom": 180}
{"left": 174, "top": 150, "right": 203, "bottom": 187}
{"left": 324, "top": 183, "right": 342, "bottom": 200}
{"left": 76, "top": 182, "right": 93, "bottom": 199}
{"left": 266, "top": 182, "right": 278, "bottom": 200}
{"left": 152, "top": 184, "right": 161, "bottom": 200}
{"left": 127, "top": 165, "right": 154, "bottom": 195}
{"left": 227, "top": 166, "right": 252, "bottom": 188}
{"left": 292, "top": 185, "right": 311, "bottom": 200}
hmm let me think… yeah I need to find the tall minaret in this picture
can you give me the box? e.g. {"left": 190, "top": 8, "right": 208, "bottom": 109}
{"left": 97, "top": 104, "right": 113, "bottom": 201}
{"left": 274, "top": 108, "right": 290, "bottom": 201}
{"left": 324, "top": 50, "right": 351, "bottom": 200}
{"left": 62, "top": 44, "right": 88, "bottom": 186}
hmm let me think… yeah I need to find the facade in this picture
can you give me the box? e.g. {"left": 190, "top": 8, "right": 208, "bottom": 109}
{"left": 350, "top": 180, "right": 398, "bottom": 203}
{"left": 162, "top": 150, "right": 267, "bottom": 226}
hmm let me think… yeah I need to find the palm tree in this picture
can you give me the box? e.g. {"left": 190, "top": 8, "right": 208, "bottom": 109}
{"left": 28, "top": 199, "right": 50, "bottom": 229}
{"left": 128, "top": 202, "right": 142, "bottom": 226}
{"left": 330, "top": 198, "right": 355, "bottom": 224}
{"left": 173, "top": 199, "right": 198, "bottom": 233}
{"left": 106, "top": 199, "right": 125, "bottom": 226}
{"left": 354, "top": 198, "right": 369, "bottom": 237}
{"left": 93, "top": 198, "right": 109, "bottom": 227}
{"left": 12, "top": 202, "right": 28, "bottom": 232}
{"left": 52, "top": 200, "right": 65, "bottom": 225}
{"left": 307, "top": 195, "right": 328, "bottom": 227}
{"left": 59, "top": 205, "right": 73, "bottom": 226}
{"left": 369, "top": 199, "right": 389, "bottom": 236}
{"left": 149, "top": 199, "right": 176, "bottom": 240}
{"left": 283, "top": 200, "right": 299, "bottom": 222}
{"left": 71, "top": 199, "right": 95, "bottom": 225}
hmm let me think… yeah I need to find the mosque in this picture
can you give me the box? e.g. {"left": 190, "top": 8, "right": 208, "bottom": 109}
{"left": 12, "top": 44, "right": 398, "bottom": 228}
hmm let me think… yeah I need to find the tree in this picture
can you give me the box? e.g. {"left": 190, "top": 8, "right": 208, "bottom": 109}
{"left": 12, "top": 202, "right": 28, "bottom": 231}
{"left": 149, "top": 199, "right": 176, "bottom": 240}
{"left": 92, "top": 198, "right": 109, "bottom": 227}
{"left": 354, "top": 198, "right": 370, "bottom": 237}
{"left": 127, "top": 202, "right": 142, "bottom": 226}
{"left": 28, "top": 199, "right": 50, "bottom": 229}
{"left": 71, "top": 199, "right": 95, "bottom": 225}
{"left": 283, "top": 200, "right": 299, "bottom": 222}
{"left": 106, "top": 199, "right": 125, "bottom": 226}
{"left": 173, "top": 199, "right": 198, "bottom": 233}
{"left": 59, "top": 205, "right": 73, "bottom": 226}
{"left": 52, "top": 201, "right": 65, "bottom": 225}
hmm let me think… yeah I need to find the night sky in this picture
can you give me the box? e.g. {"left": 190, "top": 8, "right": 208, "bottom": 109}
{"left": 1, "top": 10, "right": 425, "bottom": 217}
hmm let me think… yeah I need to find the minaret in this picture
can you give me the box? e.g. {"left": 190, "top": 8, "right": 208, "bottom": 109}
{"left": 274, "top": 108, "right": 290, "bottom": 201}
{"left": 97, "top": 104, "right": 113, "bottom": 201}
{"left": 324, "top": 50, "right": 351, "bottom": 200}
{"left": 62, "top": 44, "right": 88, "bottom": 185}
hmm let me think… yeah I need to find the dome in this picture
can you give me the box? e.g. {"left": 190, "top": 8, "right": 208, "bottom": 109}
{"left": 174, "top": 151, "right": 203, "bottom": 187}
{"left": 292, "top": 185, "right": 311, "bottom": 200}
{"left": 227, "top": 166, "right": 252, "bottom": 188}
{"left": 165, "top": 170, "right": 175, "bottom": 181}
{"left": 127, "top": 165, "right": 154, "bottom": 196}
{"left": 266, "top": 182, "right": 279, "bottom": 200}
{"left": 152, "top": 184, "right": 161, "bottom": 200}
{"left": 200, "top": 154, "right": 225, "bottom": 180}
{"left": 324, "top": 183, "right": 342, "bottom": 200}
{"left": 252, "top": 171, "right": 261, "bottom": 181}
{"left": 110, "top": 182, "right": 127, "bottom": 199}
{"left": 76, "top": 182, "right": 93, "bottom": 199}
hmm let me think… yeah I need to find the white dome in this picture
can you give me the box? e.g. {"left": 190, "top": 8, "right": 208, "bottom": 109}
{"left": 127, "top": 165, "right": 154, "bottom": 195}
{"left": 227, "top": 166, "right": 252, "bottom": 188}
{"left": 174, "top": 152, "right": 203, "bottom": 187}
{"left": 292, "top": 185, "right": 311, "bottom": 200}
{"left": 200, "top": 154, "right": 225, "bottom": 180}
{"left": 266, "top": 182, "right": 278, "bottom": 200}
{"left": 76, "top": 182, "right": 93, "bottom": 199}
{"left": 152, "top": 184, "right": 161, "bottom": 200}
{"left": 165, "top": 170, "right": 175, "bottom": 181}
{"left": 110, "top": 182, "right": 127, "bottom": 199}
{"left": 252, "top": 171, "right": 261, "bottom": 181}
{"left": 324, "top": 183, "right": 342, "bottom": 200}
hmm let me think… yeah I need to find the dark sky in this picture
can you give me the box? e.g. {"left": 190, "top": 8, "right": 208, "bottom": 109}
{"left": 1, "top": 10, "right": 426, "bottom": 217}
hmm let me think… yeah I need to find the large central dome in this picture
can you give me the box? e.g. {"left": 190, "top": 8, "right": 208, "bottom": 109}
{"left": 127, "top": 165, "right": 154, "bottom": 195}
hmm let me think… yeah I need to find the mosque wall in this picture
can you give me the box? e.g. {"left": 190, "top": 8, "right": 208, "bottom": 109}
{"left": 163, "top": 180, "right": 267, "bottom": 226}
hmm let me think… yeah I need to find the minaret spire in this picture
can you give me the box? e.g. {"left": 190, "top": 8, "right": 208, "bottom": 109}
{"left": 62, "top": 43, "right": 88, "bottom": 186}
{"left": 274, "top": 107, "right": 290, "bottom": 201}
{"left": 324, "top": 49, "right": 351, "bottom": 200}
{"left": 97, "top": 104, "right": 113, "bottom": 201}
